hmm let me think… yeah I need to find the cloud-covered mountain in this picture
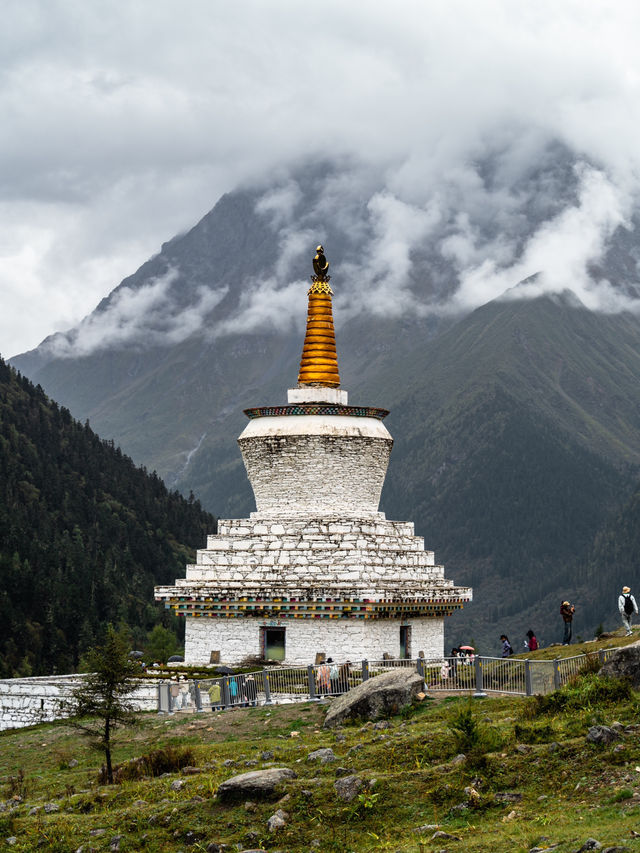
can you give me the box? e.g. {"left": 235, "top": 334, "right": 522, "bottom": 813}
{"left": 12, "top": 153, "right": 640, "bottom": 651}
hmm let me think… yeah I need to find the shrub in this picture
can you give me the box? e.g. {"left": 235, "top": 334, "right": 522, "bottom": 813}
{"left": 104, "top": 745, "right": 196, "bottom": 783}
{"left": 449, "top": 701, "right": 504, "bottom": 767}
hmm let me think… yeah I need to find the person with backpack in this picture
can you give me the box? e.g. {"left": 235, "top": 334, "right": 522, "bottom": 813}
{"left": 618, "top": 586, "right": 638, "bottom": 636}
{"left": 560, "top": 600, "right": 575, "bottom": 645}
{"left": 500, "top": 635, "right": 513, "bottom": 657}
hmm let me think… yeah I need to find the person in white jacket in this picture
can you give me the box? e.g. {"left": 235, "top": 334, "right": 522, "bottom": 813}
{"left": 618, "top": 585, "right": 638, "bottom": 636}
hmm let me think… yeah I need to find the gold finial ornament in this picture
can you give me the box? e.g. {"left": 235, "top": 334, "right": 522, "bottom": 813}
{"left": 297, "top": 245, "right": 341, "bottom": 388}
{"left": 312, "top": 245, "right": 330, "bottom": 279}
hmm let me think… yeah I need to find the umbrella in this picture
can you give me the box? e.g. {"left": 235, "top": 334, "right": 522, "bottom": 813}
{"left": 459, "top": 645, "right": 475, "bottom": 652}
{"left": 213, "top": 665, "right": 235, "bottom": 675}
{"left": 167, "top": 655, "right": 184, "bottom": 663}
{"left": 128, "top": 650, "right": 144, "bottom": 659}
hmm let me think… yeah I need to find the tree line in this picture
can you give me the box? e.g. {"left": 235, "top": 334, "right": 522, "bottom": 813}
{"left": 0, "top": 357, "right": 216, "bottom": 677}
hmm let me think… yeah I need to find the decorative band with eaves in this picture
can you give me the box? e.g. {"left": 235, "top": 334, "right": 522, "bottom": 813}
{"left": 244, "top": 404, "right": 389, "bottom": 420}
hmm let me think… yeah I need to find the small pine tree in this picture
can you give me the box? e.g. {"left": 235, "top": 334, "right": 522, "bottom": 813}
{"left": 66, "top": 626, "right": 140, "bottom": 784}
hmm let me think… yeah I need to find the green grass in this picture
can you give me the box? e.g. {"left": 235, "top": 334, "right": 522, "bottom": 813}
{"left": 2, "top": 671, "right": 640, "bottom": 851}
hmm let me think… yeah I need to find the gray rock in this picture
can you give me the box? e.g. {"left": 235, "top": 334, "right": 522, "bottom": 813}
{"left": 495, "top": 792, "right": 522, "bottom": 803}
{"left": 5, "top": 840, "right": 17, "bottom": 847}
{"left": 266, "top": 808, "right": 289, "bottom": 832}
{"left": 260, "top": 751, "right": 274, "bottom": 761}
{"left": 89, "top": 829, "right": 106, "bottom": 837}
{"left": 216, "top": 768, "right": 296, "bottom": 803}
{"left": 68, "top": 759, "right": 79, "bottom": 768}
{"left": 222, "top": 759, "right": 236, "bottom": 767}
{"left": 432, "top": 830, "right": 462, "bottom": 840}
{"left": 586, "top": 726, "right": 620, "bottom": 745}
{"left": 578, "top": 841, "right": 602, "bottom": 851}
{"left": 529, "top": 845, "right": 559, "bottom": 852}
{"left": 324, "top": 669, "right": 425, "bottom": 727}
{"left": 109, "top": 837, "right": 122, "bottom": 852}
{"left": 44, "top": 802, "right": 60, "bottom": 813}
{"left": 451, "top": 754, "right": 466, "bottom": 765}
{"left": 415, "top": 825, "right": 441, "bottom": 834}
{"left": 170, "top": 780, "right": 186, "bottom": 791}
{"left": 334, "top": 774, "right": 362, "bottom": 802}
{"left": 244, "top": 760, "right": 258, "bottom": 767}
{"left": 307, "top": 748, "right": 336, "bottom": 764}
{"left": 601, "top": 645, "right": 640, "bottom": 687}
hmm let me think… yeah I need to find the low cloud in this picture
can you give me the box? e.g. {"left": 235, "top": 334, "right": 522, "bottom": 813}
{"left": 449, "top": 164, "right": 635, "bottom": 314}
{"left": 44, "top": 269, "right": 227, "bottom": 357}
{"left": 5, "top": 3, "right": 640, "bottom": 356}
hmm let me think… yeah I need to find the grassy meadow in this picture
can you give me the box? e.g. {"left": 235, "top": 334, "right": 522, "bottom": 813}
{"left": 1, "top": 634, "right": 640, "bottom": 851}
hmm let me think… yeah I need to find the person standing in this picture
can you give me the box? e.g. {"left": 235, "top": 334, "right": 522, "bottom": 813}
{"left": 560, "top": 600, "right": 575, "bottom": 645}
{"left": 526, "top": 629, "right": 538, "bottom": 651}
{"left": 500, "top": 635, "right": 513, "bottom": 657}
{"left": 618, "top": 586, "right": 638, "bottom": 636}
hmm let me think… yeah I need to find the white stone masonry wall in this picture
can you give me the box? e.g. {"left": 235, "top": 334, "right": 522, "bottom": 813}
{"left": 238, "top": 415, "right": 393, "bottom": 516}
{"left": 0, "top": 675, "right": 158, "bottom": 732}
{"left": 157, "top": 515, "right": 459, "bottom": 602}
{"left": 185, "top": 615, "right": 444, "bottom": 667}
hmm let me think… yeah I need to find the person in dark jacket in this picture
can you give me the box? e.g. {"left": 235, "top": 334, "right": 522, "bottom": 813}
{"left": 560, "top": 601, "right": 575, "bottom": 645}
{"left": 500, "top": 635, "right": 513, "bottom": 657}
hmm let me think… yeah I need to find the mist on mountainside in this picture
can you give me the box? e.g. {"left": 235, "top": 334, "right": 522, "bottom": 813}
{"left": 11, "top": 149, "right": 640, "bottom": 657}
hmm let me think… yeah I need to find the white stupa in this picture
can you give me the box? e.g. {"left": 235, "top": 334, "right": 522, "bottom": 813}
{"left": 155, "top": 247, "right": 471, "bottom": 664}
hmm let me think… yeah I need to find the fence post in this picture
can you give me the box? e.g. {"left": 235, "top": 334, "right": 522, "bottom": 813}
{"left": 362, "top": 660, "right": 369, "bottom": 682}
{"left": 262, "top": 669, "right": 272, "bottom": 704}
{"left": 524, "top": 660, "right": 532, "bottom": 696}
{"left": 473, "top": 656, "right": 486, "bottom": 698}
{"left": 416, "top": 657, "right": 424, "bottom": 678}
{"left": 553, "top": 659, "right": 561, "bottom": 691}
{"left": 221, "top": 677, "right": 231, "bottom": 709}
{"left": 193, "top": 681, "right": 202, "bottom": 712}
{"left": 308, "top": 665, "right": 317, "bottom": 700}
{"left": 598, "top": 649, "right": 606, "bottom": 665}
{"left": 157, "top": 683, "right": 170, "bottom": 713}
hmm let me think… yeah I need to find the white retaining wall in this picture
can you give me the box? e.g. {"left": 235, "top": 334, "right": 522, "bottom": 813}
{"left": 0, "top": 675, "right": 158, "bottom": 732}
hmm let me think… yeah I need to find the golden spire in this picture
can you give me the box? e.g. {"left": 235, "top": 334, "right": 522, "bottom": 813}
{"left": 297, "top": 246, "right": 341, "bottom": 388}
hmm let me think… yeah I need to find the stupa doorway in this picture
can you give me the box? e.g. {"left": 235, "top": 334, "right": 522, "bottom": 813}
{"left": 262, "top": 627, "right": 286, "bottom": 662}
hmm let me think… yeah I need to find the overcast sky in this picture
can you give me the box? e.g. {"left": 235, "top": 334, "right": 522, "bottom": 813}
{"left": 3, "top": 0, "right": 640, "bottom": 358}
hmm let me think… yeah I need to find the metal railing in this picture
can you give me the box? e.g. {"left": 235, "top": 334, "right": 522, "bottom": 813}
{"left": 157, "top": 647, "right": 624, "bottom": 713}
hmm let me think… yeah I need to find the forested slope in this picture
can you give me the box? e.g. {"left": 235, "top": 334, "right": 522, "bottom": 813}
{"left": 0, "top": 358, "right": 215, "bottom": 676}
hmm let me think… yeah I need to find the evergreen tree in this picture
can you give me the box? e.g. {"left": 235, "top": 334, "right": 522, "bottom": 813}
{"left": 66, "top": 626, "right": 140, "bottom": 784}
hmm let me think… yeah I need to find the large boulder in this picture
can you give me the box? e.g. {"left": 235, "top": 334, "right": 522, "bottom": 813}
{"left": 600, "top": 643, "right": 640, "bottom": 688}
{"left": 216, "top": 768, "right": 296, "bottom": 802}
{"left": 324, "top": 668, "right": 424, "bottom": 728}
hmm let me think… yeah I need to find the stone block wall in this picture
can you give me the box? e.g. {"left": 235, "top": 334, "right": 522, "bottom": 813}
{"left": 237, "top": 414, "right": 393, "bottom": 516}
{"left": 0, "top": 675, "right": 158, "bottom": 732}
{"left": 168, "top": 514, "right": 451, "bottom": 600}
{"left": 184, "top": 615, "right": 444, "bottom": 666}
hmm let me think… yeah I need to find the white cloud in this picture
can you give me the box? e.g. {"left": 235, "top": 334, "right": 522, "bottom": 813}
{"left": 4, "top": 2, "right": 640, "bottom": 356}
{"left": 44, "top": 269, "right": 227, "bottom": 357}
{"left": 451, "top": 164, "right": 633, "bottom": 313}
